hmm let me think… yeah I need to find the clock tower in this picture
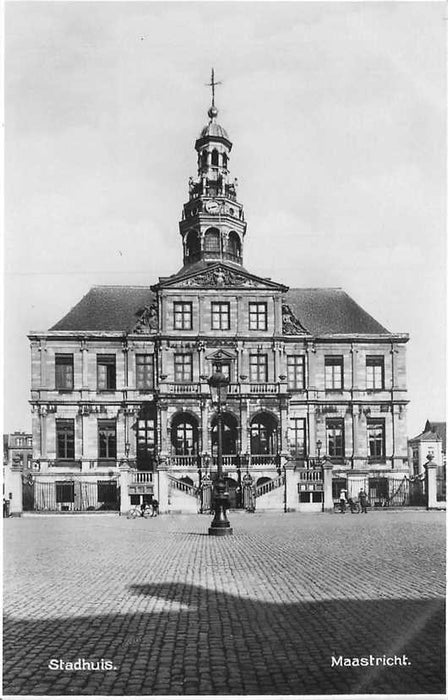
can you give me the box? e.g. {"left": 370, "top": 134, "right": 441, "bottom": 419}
{"left": 179, "top": 70, "right": 247, "bottom": 268}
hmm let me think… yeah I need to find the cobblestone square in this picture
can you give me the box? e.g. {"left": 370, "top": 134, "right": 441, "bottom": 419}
{"left": 3, "top": 510, "right": 446, "bottom": 696}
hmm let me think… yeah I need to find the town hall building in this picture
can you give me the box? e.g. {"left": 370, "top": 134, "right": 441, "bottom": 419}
{"left": 27, "top": 80, "right": 410, "bottom": 515}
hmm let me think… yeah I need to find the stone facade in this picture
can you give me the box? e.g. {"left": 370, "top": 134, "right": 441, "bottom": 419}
{"left": 28, "top": 95, "right": 410, "bottom": 514}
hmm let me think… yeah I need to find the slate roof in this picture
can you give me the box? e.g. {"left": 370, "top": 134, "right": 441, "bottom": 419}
{"left": 50, "top": 286, "right": 156, "bottom": 332}
{"left": 410, "top": 421, "right": 446, "bottom": 452}
{"left": 429, "top": 422, "right": 446, "bottom": 452}
{"left": 284, "top": 288, "right": 389, "bottom": 335}
{"left": 49, "top": 284, "right": 391, "bottom": 336}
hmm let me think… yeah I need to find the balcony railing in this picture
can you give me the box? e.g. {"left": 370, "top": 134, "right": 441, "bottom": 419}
{"left": 131, "top": 471, "right": 153, "bottom": 483}
{"left": 249, "top": 383, "right": 278, "bottom": 394}
{"left": 166, "top": 383, "right": 200, "bottom": 394}
{"left": 161, "top": 382, "right": 280, "bottom": 396}
{"left": 210, "top": 454, "right": 238, "bottom": 467}
{"left": 166, "top": 455, "right": 198, "bottom": 468}
{"left": 298, "top": 469, "right": 323, "bottom": 482}
{"left": 249, "top": 454, "right": 278, "bottom": 466}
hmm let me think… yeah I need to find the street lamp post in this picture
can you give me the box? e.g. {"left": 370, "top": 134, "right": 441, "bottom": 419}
{"left": 208, "top": 364, "right": 233, "bottom": 536}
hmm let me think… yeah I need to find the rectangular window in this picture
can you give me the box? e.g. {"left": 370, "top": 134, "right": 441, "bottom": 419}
{"left": 97, "top": 355, "right": 116, "bottom": 391}
{"left": 366, "top": 356, "right": 385, "bottom": 390}
{"left": 367, "top": 419, "right": 385, "bottom": 461}
{"left": 211, "top": 302, "right": 230, "bottom": 330}
{"left": 289, "top": 418, "right": 306, "bottom": 458}
{"left": 55, "top": 354, "right": 74, "bottom": 390}
{"left": 174, "top": 354, "right": 193, "bottom": 382}
{"left": 137, "top": 418, "right": 156, "bottom": 471}
{"left": 326, "top": 418, "right": 345, "bottom": 459}
{"left": 325, "top": 356, "right": 343, "bottom": 390}
{"left": 249, "top": 354, "right": 268, "bottom": 382}
{"left": 98, "top": 420, "right": 117, "bottom": 460}
{"left": 173, "top": 302, "right": 193, "bottom": 330}
{"left": 287, "top": 356, "right": 305, "bottom": 390}
{"left": 249, "top": 302, "right": 267, "bottom": 331}
{"left": 56, "top": 482, "right": 74, "bottom": 503}
{"left": 56, "top": 419, "right": 75, "bottom": 460}
{"left": 136, "top": 354, "right": 154, "bottom": 390}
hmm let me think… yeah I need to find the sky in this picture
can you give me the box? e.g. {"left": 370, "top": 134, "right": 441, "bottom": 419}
{"left": 4, "top": 1, "right": 446, "bottom": 438}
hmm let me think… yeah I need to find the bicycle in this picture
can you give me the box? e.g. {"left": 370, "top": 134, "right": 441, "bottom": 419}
{"left": 347, "top": 498, "right": 360, "bottom": 514}
{"left": 127, "top": 505, "right": 152, "bottom": 519}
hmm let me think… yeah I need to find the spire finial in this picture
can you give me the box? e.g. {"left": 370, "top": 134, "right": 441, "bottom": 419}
{"left": 206, "top": 67, "right": 221, "bottom": 120}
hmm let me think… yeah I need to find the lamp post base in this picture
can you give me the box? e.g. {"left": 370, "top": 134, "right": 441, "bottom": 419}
{"left": 208, "top": 479, "right": 233, "bottom": 536}
{"left": 208, "top": 525, "right": 233, "bottom": 536}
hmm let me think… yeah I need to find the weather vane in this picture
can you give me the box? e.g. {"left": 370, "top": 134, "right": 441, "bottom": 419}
{"left": 206, "top": 68, "right": 222, "bottom": 108}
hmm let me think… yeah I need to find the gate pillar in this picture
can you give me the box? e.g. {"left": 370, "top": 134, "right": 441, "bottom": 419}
{"left": 119, "top": 465, "right": 131, "bottom": 514}
{"left": 425, "top": 456, "right": 438, "bottom": 510}
{"left": 157, "top": 461, "right": 169, "bottom": 514}
{"left": 284, "top": 463, "right": 296, "bottom": 512}
{"left": 7, "top": 465, "right": 23, "bottom": 516}
{"left": 322, "top": 459, "right": 334, "bottom": 512}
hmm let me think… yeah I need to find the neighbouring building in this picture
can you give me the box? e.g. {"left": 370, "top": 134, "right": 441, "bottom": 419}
{"left": 3, "top": 432, "right": 33, "bottom": 514}
{"left": 408, "top": 420, "right": 446, "bottom": 503}
{"left": 28, "top": 85, "right": 411, "bottom": 514}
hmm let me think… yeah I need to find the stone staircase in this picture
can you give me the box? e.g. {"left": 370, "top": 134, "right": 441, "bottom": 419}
{"left": 255, "top": 474, "right": 285, "bottom": 511}
{"left": 167, "top": 475, "right": 198, "bottom": 513}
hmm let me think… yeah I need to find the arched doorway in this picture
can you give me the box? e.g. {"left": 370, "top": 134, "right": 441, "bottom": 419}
{"left": 211, "top": 412, "right": 238, "bottom": 456}
{"left": 171, "top": 413, "right": 199, "bottom": 456}
{"left": 222, "top": 476, "right": 241, "bottom": 509}
{"left": 250, "top": 413, "right": 278, "bottom": 455}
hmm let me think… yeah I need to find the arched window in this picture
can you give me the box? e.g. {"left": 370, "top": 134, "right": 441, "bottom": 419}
{"left": 186, "top": 230, "right": 200, "bottom": 261}
{"left": 201, "top": 150, "right": 208, "bottom": 168}
{"left": 228, "top": 231, "right": 241, "bottom": 258}
{"left": 211, "top": 149, "right": 219, "bottom": 166}
{"left": 204, "top": 228, "right": 220, "bottom": 253}
{"left": 222, "top": 153, "right": 228, "bottom": 169}
{"left": 211, "top": 413, "right": 238, "bottom": 456}
{"left": 171, "top": 413, "right": 199, "bottom": 455}
{"left": 250, "top": 413, "right": 278, "bottom": 455}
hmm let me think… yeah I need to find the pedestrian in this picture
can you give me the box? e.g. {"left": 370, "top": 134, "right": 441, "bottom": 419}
{"left": 339, "top": 489, "right": 347, "bottom": 514}
{"left": 151, "top": 498, "right": 159, "bottom": 517}
{"left": 359, "top": 489, "right": 368, "bottom": 514}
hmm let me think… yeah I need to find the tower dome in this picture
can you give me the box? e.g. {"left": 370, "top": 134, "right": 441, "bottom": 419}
{"left": 200, "top": 120, "right": 230, "bottom": 142}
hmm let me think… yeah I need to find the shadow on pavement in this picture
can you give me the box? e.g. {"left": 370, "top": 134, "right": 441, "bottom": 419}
{"left": 3, "top": 582, "right": 445, "bottom": 696}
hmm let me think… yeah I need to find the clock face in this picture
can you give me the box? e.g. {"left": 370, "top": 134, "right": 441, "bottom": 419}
{"left": 206, "top": 200, "right": 219, "bottom": 214}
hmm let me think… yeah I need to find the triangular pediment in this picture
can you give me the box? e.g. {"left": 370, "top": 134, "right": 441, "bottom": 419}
{"left": 205, "top": 348, "right": 237, "bottom": 361}
{"left": 154, "top": 263, "right": 288, "bottom": 291}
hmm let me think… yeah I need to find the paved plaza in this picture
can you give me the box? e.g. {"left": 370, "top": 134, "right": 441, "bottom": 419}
{"left": 3, "top": 510, "right": 446, "bottom": 696}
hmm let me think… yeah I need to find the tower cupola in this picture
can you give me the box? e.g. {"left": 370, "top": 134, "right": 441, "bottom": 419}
{"left": 179, "top": 69, "right": 247, "bottom": 268}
